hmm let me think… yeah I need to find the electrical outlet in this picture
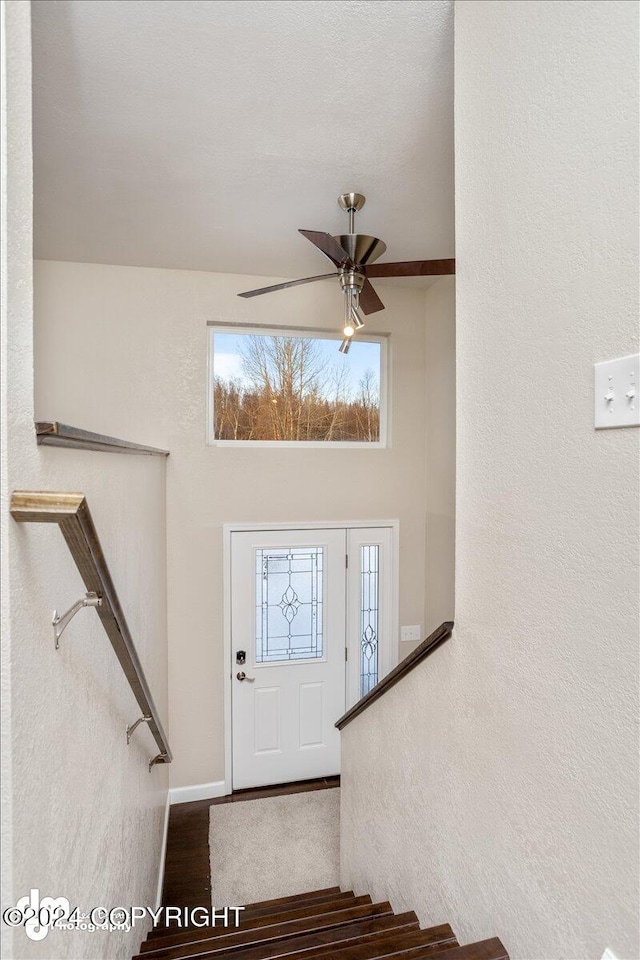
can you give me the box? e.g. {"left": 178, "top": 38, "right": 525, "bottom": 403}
{"left": 400, "top": 625, "right": 421, "bottom": 643}
{"left": 601, "top": 949, "right": 618, "bottom": 960}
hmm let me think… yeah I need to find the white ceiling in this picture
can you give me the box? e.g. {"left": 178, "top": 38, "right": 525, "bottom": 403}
{"left": 32, "top": 0, "right": 454, "bottom": 281}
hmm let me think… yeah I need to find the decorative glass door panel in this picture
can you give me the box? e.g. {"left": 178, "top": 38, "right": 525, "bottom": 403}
{"left": 256, "top": 547, "right": 324, "bottom": 662}
{"left": 360, "top": 545, "right": 380, "bottom": 694}
{"left": 346, "top": 527, "right": 394, "bottom": 708}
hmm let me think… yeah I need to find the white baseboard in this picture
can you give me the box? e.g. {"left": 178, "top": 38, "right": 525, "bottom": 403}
{"left": 155, "top": 791, "right": 171, "bottom": 909}
{"left": 154, "top": 781, "right": 227, "bottom": 909}
{"left": 169, "top": 779, "right": 227, "bottom": 805}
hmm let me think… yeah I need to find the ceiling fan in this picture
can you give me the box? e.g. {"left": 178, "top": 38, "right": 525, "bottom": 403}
{"left": 238, "top": 192, "right": 455, "bottom": 352}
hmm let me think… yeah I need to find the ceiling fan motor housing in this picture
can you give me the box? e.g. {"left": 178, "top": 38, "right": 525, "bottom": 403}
{"left": 334, "top": 234, "right": 387, "bottom": 268}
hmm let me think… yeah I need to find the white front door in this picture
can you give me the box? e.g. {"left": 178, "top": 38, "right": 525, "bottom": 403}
{"left": 231, "top": 529, "right": 347, "bottom": 789}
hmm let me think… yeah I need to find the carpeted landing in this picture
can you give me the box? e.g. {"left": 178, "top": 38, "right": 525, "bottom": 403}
{"left": 209, "top": 788, "right": 340, "bottom": 907}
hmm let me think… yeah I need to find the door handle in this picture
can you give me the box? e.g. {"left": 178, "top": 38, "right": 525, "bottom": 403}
{"left": 236, "top": 671, "right": 255, "bottom": 682}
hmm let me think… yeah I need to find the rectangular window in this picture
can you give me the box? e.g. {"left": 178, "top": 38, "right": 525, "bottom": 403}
{"left": 208, "top": 325, "right": 387, "bottom": 445}
{"left": 256, "top": 546, "right": 324, "bottom": 663}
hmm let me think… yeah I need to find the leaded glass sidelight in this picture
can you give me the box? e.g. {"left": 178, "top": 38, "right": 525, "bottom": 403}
{"left": 255, "top": 547, "right": 324, "bottom": 662}
{"left": 360, "top": 545, "right": 380, "bottom": 695}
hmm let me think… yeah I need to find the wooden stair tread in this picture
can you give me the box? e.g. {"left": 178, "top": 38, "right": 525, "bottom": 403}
{"left": 146, "top": 914, "right": 421, "bottom": 960}
{"left": 241, "top": 887, "right": 342, "bottom": 912}
{"left": 267, "top": 922, "right": 457, "bottom": 960}
{"left": 283, "top": 926, "right": 458, "bottom": 960}
{"left": 140, "top": 890, "right": 360, "bottom": 953}
{"left": 132, "top": 902, "right": 394, "bottom": 960}
{"left": 146, "top": 890, "right": 344, "bottom": 940}
{"left": 140, "top": 895, "right": 370, "bottom": 953}
{"left": 418, "top": 940, "right": 509, "bottom": 960}
{"left": 241, "top": 891, "right": 359, "bottom": 923}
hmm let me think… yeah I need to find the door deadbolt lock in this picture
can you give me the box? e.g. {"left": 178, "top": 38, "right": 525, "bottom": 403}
{"left": 236, "top": 650, "right": 246, "bottom": 665}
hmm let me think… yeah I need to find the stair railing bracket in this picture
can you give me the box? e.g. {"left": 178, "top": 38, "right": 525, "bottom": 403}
{"left": 149, "top": 753, "right": 169, "bottom": 772}
{"left": 53, "top": 592, "right": 102, "bottom": 649}
{"left": 126, "top": 714, "right": 152, "bottom": 745}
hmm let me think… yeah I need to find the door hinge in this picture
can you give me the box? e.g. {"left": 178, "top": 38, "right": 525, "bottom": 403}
{"left": 345, "top": 553, "right": 349, "bottom": 568}
{"left": 345, "top": 647, "right": 348, "bottom": 661}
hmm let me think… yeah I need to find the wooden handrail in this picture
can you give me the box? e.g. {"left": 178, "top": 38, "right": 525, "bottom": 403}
{"left": 36, "top": 421, "right": 169, "bottom": 457}
{"left": 10, "top": 491, "right": 172, "bottom": 768}
{"left": 335, "top": 621, "right": 454, "bottom": 730}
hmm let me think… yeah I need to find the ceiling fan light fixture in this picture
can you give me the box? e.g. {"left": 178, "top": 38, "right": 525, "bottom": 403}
{"left": 343, "top": 288, "right": 357, "bottom": 338}
{"left": 350, "top": 305, "right": 365, "bottom": 330}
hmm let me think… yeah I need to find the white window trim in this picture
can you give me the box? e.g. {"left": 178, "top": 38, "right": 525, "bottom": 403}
{"left": 206, "top": 321, "right": 390, "bottom": 448}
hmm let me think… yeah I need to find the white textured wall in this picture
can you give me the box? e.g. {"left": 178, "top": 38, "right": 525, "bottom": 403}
{"left": 33, "top": 261, "right": 430, "bottom": 789}
{"left": 424, "top": 277, "right": 455, "bottom": 635}
{"left": 1, "top": 5, "right": 169, "bottom": 958}
{"left": 341, "top": 3, "right": 639, "bottom": 960}
{"left": 0, "top": 5, "right": 29, "bottom": 956}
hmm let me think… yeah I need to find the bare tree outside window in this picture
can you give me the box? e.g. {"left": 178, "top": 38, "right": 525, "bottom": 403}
{"left": 211, "top": 332, "right": 382, "bottom": 442}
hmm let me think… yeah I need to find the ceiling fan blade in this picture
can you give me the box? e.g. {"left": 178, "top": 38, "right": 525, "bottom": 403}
{"left": 365, "top": 258, "right": 456, "bottom": 278}
{"left": 359, "top": 278, "right": 385, "bottom": 315}
{"left": 238, "top": 273, "right": 338, "bottom": 298}
{"left": 299, "top": 230, "right": 352, "bottom": 267}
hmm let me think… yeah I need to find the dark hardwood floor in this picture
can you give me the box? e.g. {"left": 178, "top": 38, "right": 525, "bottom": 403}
{"left": 161, "top": 776, "right": 340, "bottom": 911}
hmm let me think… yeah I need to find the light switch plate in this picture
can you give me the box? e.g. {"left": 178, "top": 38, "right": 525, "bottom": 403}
{"left": 594, "top": 353, "right": 640, "bottom": 428}
{"left": 401, "top": 625, "right": 421, "bottom": 643}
